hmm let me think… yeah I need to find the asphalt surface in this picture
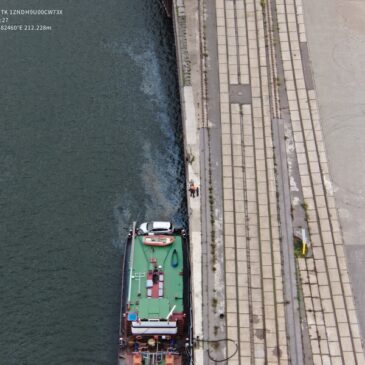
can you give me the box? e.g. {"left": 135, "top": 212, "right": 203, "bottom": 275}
{"left": 303, "top": 0, "right": 365, "bottom": 341}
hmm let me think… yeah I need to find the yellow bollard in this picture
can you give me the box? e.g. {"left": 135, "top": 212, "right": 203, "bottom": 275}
{"left": 302, "top": 241, "right": 307, "bottom": 256}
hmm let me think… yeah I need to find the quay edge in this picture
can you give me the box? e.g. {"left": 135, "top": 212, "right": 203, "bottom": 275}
{"left": 171, "top": 0, "right": 204, "bottom": 364}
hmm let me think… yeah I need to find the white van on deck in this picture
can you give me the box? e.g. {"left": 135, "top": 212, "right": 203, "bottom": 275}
{"left": 138, "top": 221, "right": 174, "bottom": 235}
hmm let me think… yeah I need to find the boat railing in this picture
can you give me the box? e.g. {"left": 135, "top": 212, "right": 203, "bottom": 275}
{"left": 127, "top": 222, "right": 137, "bottom": 304}
{"left": 139, "top": 350, "right": 180, "bottom": 360}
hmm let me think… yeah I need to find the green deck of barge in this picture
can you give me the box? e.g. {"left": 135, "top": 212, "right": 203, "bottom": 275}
{"left": 128, "top": 234, "right": 184, "bottom": 319}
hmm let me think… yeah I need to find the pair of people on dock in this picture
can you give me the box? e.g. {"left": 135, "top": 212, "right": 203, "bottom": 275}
{"left": 189, "top": 181, "right": 199, "bottom": 198}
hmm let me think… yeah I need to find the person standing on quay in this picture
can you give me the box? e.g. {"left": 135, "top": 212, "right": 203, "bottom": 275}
{"left": 189, "top": 182, "right": 195, "bottom": 198}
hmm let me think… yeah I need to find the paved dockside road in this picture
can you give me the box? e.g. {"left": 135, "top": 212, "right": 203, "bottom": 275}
{"left": 276, "top": 0, "right": 364, "bottom": 363}
{"left": 173, "top": 0, "right": 365, "bottom": 364}
{"left": 302, "top": 0, "right": 365, "bottom": 351}
{"left": 214, "top": 1, "right": 289, "bottom": 363}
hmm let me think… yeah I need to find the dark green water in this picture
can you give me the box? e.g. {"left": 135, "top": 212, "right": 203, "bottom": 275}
{"left": 0, "top": 1, "right": 186, "bottom": 363}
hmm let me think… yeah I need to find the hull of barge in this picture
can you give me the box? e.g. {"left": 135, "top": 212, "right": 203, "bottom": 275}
{"left": 117, "top": 225, "right": 192, "bottom": 365}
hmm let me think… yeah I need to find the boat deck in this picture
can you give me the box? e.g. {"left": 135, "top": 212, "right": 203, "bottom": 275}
{"left": 128, "top": 234, "right": 184, "bottom": 318}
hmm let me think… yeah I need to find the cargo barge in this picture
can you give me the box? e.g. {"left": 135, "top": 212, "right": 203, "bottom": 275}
{"left": 118, "top": 222, "right": 192, "bottom": 365}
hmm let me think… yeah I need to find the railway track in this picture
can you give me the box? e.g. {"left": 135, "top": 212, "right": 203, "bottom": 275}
{"left": 198, "top": 0, "right": 229, "bottom": 363}
{"left": 214, "top": 0, "right": 290, "bottom": 363}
